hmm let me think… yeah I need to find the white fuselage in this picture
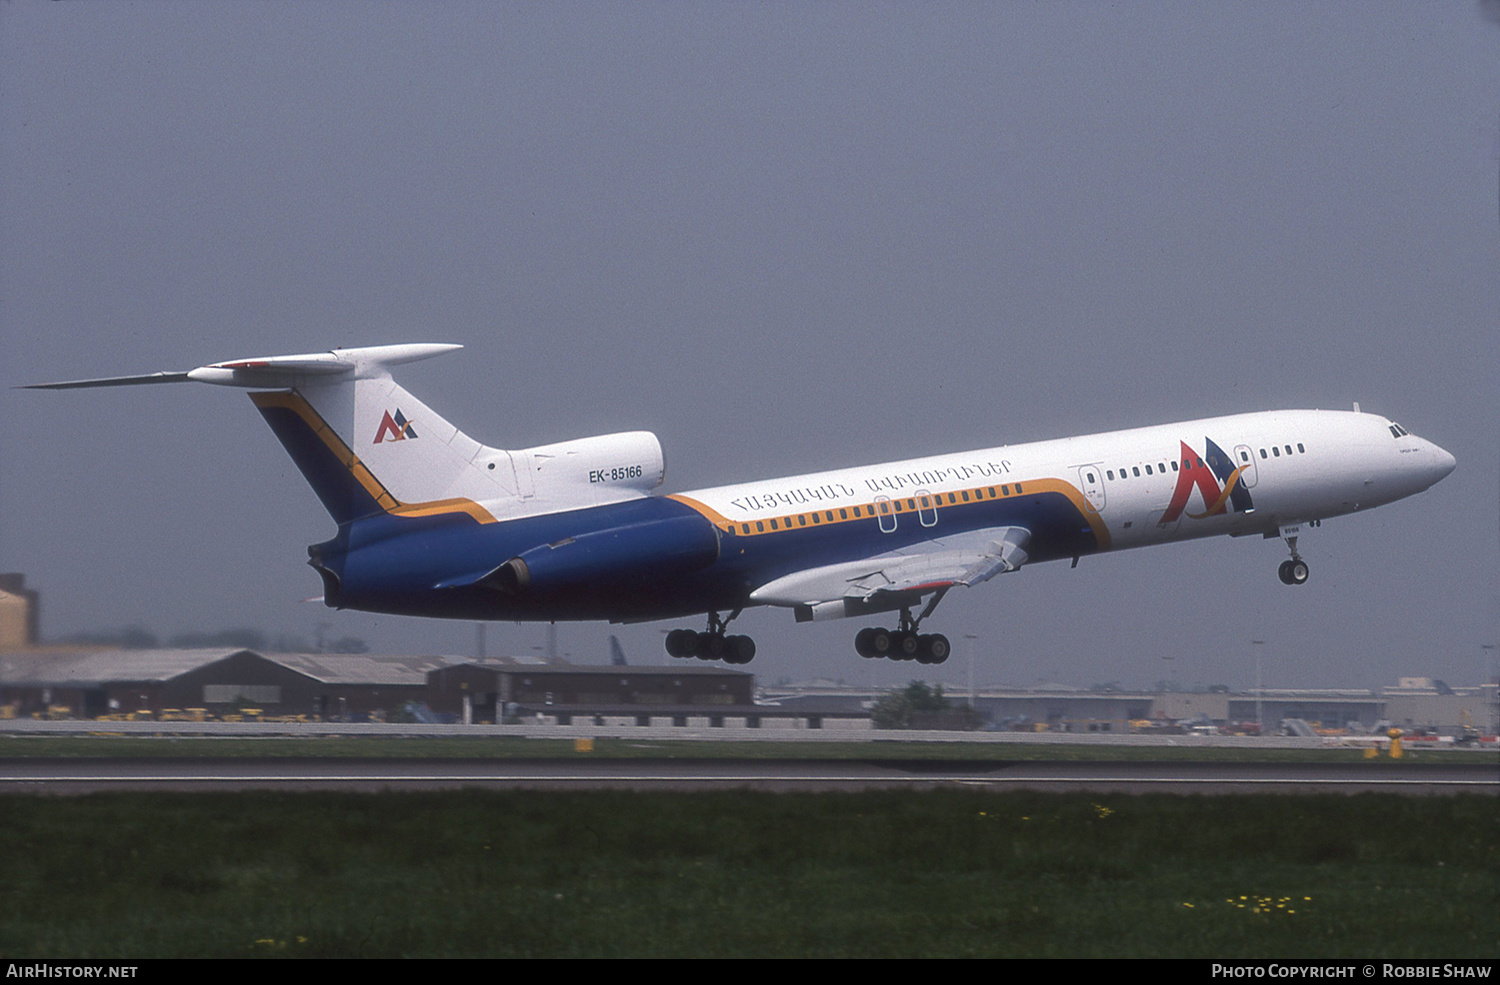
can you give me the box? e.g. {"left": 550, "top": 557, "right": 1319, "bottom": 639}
{"left": 677, "top": 409, "right": 1455, "bottom": 558}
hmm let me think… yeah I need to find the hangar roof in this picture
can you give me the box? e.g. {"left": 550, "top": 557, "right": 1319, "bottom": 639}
{"left": 0, "top": 647, "right": 252, "bottom": 685}
{"left": 0, "top": 648, "right": 566, "bottom": 687}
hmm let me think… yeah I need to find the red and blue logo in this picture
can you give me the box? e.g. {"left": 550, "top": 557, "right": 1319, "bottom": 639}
{"left": 374, "top": 409, "right": 418, "bottom": 444}
{"left": 1161, "top": 437, "right": 1253, "bottom": 522}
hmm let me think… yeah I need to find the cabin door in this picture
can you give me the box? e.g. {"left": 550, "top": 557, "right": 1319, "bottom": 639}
{"left": 1077, "top": 465, "right": 1106, "bottom": 512}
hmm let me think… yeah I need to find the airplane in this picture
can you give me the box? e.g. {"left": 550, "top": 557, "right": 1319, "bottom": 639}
{"left": 26, "top": 343, "right": 1456, "bottom": 666}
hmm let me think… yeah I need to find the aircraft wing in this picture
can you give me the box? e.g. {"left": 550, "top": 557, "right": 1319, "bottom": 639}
{"left": 748, "top": 526, "right": 1030, "bottom": 621}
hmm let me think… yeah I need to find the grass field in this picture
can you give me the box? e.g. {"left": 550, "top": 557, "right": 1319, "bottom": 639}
{"left": 0, "top": 789, "right": 1493, "bottom": 958}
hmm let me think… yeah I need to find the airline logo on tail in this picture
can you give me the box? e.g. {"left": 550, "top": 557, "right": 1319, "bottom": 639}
{"left": 1162, "top": 437, "right": 1253, "bottom": 522}
{"left": 374, "top": 409, "right": 419, "bottom": 444}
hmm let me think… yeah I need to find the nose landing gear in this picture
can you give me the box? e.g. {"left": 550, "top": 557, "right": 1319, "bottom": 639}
{"left": 1277, "top": 523, "right": 1310, "bottom": 585}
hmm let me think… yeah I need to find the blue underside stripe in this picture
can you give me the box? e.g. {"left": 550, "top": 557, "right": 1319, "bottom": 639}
{"left": 322, "top": 488, "right": 1102, "bottom": 622}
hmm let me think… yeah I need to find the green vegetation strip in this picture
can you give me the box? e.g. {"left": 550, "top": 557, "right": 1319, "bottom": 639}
{"left": 0, "top": 732, "right": 1494, "bottom": 763}
{"left": 0, "top": 790, "right": 1492, "bottom": 958}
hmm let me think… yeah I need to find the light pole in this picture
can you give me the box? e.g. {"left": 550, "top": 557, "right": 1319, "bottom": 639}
{"left": 1250, "top": 639, "right": 1266, "bottom": 736}
{"left": 964, "top": 634, "right": 978, "bottom": 708}
{"left": 1482, "top": 644, "right": 1497, "bottom": 735}
{"left": 1160, "top": 654, "right": 1175, "bottom": 723}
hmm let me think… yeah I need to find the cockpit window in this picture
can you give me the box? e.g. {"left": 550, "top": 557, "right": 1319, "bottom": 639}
{"left": 1389, "top": 423, "right": 1409, "bottom": 438}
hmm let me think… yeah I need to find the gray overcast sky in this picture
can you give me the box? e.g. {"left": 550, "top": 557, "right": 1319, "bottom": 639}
{"left": 3, "top": 2, "right": 1496, "bottom": 691}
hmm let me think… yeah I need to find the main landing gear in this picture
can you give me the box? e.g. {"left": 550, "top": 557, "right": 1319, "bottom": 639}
{"left": 665, "top": 610, "right": 756, "bottom": 665}
{"left": 1277, "top": 522, "right": 1310, "bottom": 586}
{"left": 854, "top": 591, "right": 951, "bottom": 664}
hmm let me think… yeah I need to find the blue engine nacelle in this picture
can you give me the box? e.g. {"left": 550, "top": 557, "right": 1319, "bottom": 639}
{"left": 491, "top": 513, "right": 720, "bottom": 594}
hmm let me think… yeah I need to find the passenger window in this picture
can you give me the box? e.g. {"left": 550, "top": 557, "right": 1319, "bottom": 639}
{"left": 1297, "top": 443, "right": 1305, "bottom": 453}
{"left": 756, "top": 521, "right": 764, "bottom": 532}
{"left": 1273, "top": 447, "right": 1280, "bottom": 457}
{"left": 1105, "top": 471, "right": 1113, "bottom": 481}
{"left": 1132, "top": 467, "right": 1141, "bottom": 477}
{"left": 1170, "top": 461, "right": 1178, "bottom": 471}
{"left": 916, "top": 492, "right": 938, "bottom": 528}
{"left": 1284, "top": 445, "right": 1292, "bottom": 455}
{"left": 1145, "top": 465, "right": 1152, "bottom": 475}
{"left": 839, "top": 509, "right": 847, "bottom": 520}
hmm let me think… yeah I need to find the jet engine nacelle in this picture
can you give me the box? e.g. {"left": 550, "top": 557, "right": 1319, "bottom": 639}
{"left": 493, "top": 514, "right": 720, "bottom": 593}
{"left": 518, "top": 431, "right": 666, "bottom": 496}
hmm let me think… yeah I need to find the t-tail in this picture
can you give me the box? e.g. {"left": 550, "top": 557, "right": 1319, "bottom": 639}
{"left": 23, "top": 343, "right": 671, "bottom": 606}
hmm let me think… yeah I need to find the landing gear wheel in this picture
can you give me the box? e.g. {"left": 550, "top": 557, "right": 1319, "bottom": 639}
{"left": 1287, "top": 559, "right": 1309, "bottom": 585}
{"left": 726, "top": 635, "right": 756, "bottom": 664}
{"left": 853, "top": 591, "right": 953, "bottom": 662}
{"left": 1277, "top": 560, "right": 1293, "bottom": 585}
{"left": 695, "top": 632, "right": 727, "bottom": 660}
{"left": 665, "top": 629, "right": 699, "bottom": 658}
{"left": 919, "top": 634, "right": 951, "bottom": 664}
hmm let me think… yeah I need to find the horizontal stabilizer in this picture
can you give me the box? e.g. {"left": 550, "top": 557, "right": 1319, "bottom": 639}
{"left": 20, "top": 371, "right": 191, "bottom": 390}
{"left": 22, "top": 343, "right": 462, "bottom": 391}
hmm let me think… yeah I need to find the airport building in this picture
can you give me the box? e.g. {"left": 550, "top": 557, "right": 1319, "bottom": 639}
{"left": 0, "top": 575, "right": 40, "bottom": 651}
{"left": 0, "top": 647, "right": 768, "bottom": 725}
{"left": 0, "top": 640, "right": 1492, "bottom": 736}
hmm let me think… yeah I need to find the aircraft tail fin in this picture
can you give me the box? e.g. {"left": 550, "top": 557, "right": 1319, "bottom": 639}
{"left": 25, "top": 343, "right": 664, "bottom": 528}
{"left": 239, "top": 346, "right": 521, "bottom": 525}
{"left": 249, "top": 389, "right": 399, "bottom": 525}
{"left": 27, "top": 344, "right": 518, "bottom": 526}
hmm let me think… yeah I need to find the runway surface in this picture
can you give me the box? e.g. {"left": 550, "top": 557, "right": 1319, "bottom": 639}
{"left": 0, "top": 756, "right": 1493, "bottom": 794}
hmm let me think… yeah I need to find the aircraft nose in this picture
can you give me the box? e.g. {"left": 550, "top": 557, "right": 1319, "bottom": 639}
{"left": 1430, "top": 442, "right": 1456, "bottom": 482}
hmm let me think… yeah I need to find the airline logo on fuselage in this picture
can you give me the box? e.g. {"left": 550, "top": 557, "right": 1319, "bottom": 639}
{"left": 1162, "top": 437, "right": 1253, "bottom": 522}
{"left": 374, "top": 409, "right": 419, "bottom": 444}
